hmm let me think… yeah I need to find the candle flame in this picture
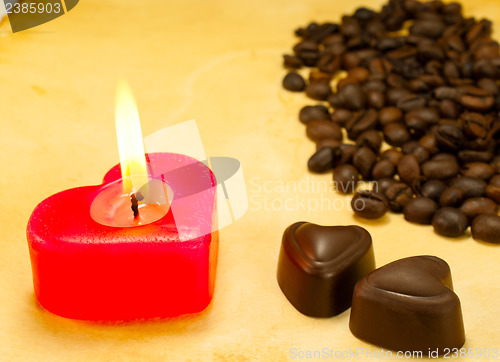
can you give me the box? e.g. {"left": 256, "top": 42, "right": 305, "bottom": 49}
{"left": 115, "top": 81, "right": 149, "bottom": 197}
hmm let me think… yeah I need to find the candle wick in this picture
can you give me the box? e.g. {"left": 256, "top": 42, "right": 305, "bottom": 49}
{"left": 131, "top": 193, "right": 139, "bottom": 218}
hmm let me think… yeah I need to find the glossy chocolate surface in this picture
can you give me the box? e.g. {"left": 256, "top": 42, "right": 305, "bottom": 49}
{"left": 277, "top": 222, "right": 375, "bottom": 317}
{"left": 349, "top": 256, "right": 465, "bottom": 353}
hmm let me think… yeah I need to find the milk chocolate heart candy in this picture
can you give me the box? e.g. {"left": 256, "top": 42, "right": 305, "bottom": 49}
{"left": 277, "top": 222, "right": 375, "bottom": 317}
{"left": 349, "top": 256, "right": 465, "bottom": 353}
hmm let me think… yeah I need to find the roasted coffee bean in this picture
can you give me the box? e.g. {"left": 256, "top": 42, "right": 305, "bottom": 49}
{"left": 443, "top": 2, "right": 462, "bottom": 15}
{"left": 362, "top": 79, "right": 387, "bottom": 93}
{"left": 432, "top": 207, "right": 469, "bottom": 237}
{"left": 305, "top": 22, "right": 340, "bottom": 42}
{"left": 404, "top": 197, "right": 439, "bottom": 224}
{"left": 461, "top": 162, "right": 495, "bottom": 180}
{"left": 434, "top": 86, "right": 459, "bottom": 100}
{"left": 356, "top": 129, "right": 382, "bottom": 153}
{"left": 346, "top": 109, "right": 378, "bottom": 139}
{"left": 378, "top": 36, "right": 405, "bottom": 51}
{"left": 466, "top": 18, "right": 493, "bottom": 44}
{"left": 384, "top": 9, "right": 407, "bottom": 32}
{"left": 309, "top": 71, "right": 332, "bottom": 84}
{"left": 341, "top": 16, "right": 362, "bottom": 38}
{"left": 407, "top": 108, "right": 440, "bottom": 127}
{"left": 330, "top": 109, "right": 353, "bottom": 126}
{"left": 386, "top": 45, "right": 418, "bottom": 61}
{"left": 371, "top": 160, "right": 396, "bottom": 180}
{"left": 337, "top": 77, "right": 358, "bottom": 90}
{"left": 449, "top": 176, "right": 487, "bottom": 198}
{"left": 404, "top": 113, "right": 427, "bottom": 137}
{"left": 383, "top": 123, "right": 411, "bottom": 147}
{"left": 318, "top": 53, "right": 342, "bottom": 73}
{"left": 296, "top": 53, "right": 320, "bottom": 68}
{"left": 461, "top": 112, "right": 490, "bottom": 139}
{"left": 293, "top": 39, "right": 319, "bottom": 54}
{"left": 293, "top": 40, "right": 320, "bottom": 66}
{"left": 440, "top": 99, "right": 461, "bottom": 119}
{"left": 322, "top": 33, "right": 344, "bottom": 47}
{"left": 316, "top": 139, "right": 341, "bottom": 151}
{"left": 306, "top": 120, "right": 343, "bottom": 142}
{"left": 398, "top": 155, "right": 420, "bottom": 185}
{"left": 473, "top": 59, "right": 497, "bottom": 79}
{"left": 342, "top": 51, "right": 362, "bottom": 69}
{"left": 283, "top": 54, "right": 303, "bottom": 69}
{"left": 459, "top": 197, "right": 498, "bottom": 222}
{"left": 435, "top": 123, "right": 465, "bottom": 151}
{"left": 366, "top": 90, "right": 385, "bottom": 109}
{"left": 458, "top": 149, "right": 494, "bottom": 163}
{"left": 407, "top": 109, "right": 436, "bottom": 132}
{"left": 307, "top": 147, "right": 335, "bottom": 173}
{"left": 333, "top": 164, "right": 359, "bottom": 194}
{"left": 369, "top": 58, "right": 389, "bottom": 80}
{"left": 431, "top": 152, "right": 458, "bottom": 163}
{"left": 386, "top": 88, "right": 411, "bottom": 105}
{"left": 348, "top": 67, "right": 370, "bottom": 82}
{"left": 353, "top": 7, "right": 376, "bottom": 21}
{"left": 485, "top": 184, "right": 500, "bottom": 204}
{"left": 474, "top": 41, "right": 500, "bottom": 60}
{"left": 477, "top": 78, "right": 499, "bottom": 94}
{"left": 334, "top": 144, "right": 358, "bottom": 166}
{"left": 460, "top": 87, "right": 495, "bottom": 111}
{"left": 439, "top": 187, "right": 465, "bottom": 207}
{"left": 411, "top": 145, "right": 430, "bottom": 163}
{"left": 366, "top": 19, "right": 386, "bottom": 38}
{"left": 490, "top": 175, "right": 500, "bottom": 187}
{"left": 397, "top": 93, "right": 426, "bottom": 112}
{"left": 401, "top": 141, "right": 418, "bottom": 155}
{"left": 339, "top": 83, "right": 366, "bottom": 110}
{"left": 385, "top": 182, "right": 414, "bottom": 213}
{"left": 421, "top": 158, "right": 460, "bottom": 180}
{"left": 471, "top": 214, "right": 500, "bottom": 243}
{"left": 299, "top": 105, "right": 330, "bottom": 124}
{"left": 418, "top": 43, "right": 445, "bottom": 62}
{"left": 305, "top": 83, "right": 331, "bottom": 100}
{"left": 408, "top": 78, "right": 429, "bottom": 93}
{"left": 410, "top": 20, "right": 445, "bottom": 38}
{"left": 443, "top": 61, "right": 461, "bottom": 79}
{"left": 493, "top": 156, "right": 500, "bottom": 174}
{"left": 381, "top": 148, "right": 403, "bottom": 165}
{"left": 379, "top": 107, "right": 403, "bottom": 126}
{"left": 373, "top": 178, "right": 397, "bottom": 195}
{"left": 351, "top": 191, "right": 388, "bottom": 219}
{"left": 419, "top": 134, "right": 439, "bottom": 154}
{"left": 353, "top": 146, "right": 377, "bottom": 179}
{"left": 421, "top": 179, "right": 447, "bottom": 202}
{"left": 282, "top": 72, "right": 306, "bottom": 91}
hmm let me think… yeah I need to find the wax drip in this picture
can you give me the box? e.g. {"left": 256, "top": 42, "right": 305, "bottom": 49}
{"left": 131, "top": 193, "right": 139, "bottom": 218}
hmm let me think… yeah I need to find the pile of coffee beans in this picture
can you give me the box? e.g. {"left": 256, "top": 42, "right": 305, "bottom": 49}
{"left": 281, "top": 0, "right": 500, "bottom": 243}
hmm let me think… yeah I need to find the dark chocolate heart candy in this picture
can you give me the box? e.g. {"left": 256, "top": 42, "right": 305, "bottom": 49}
{"left": 277, "top": 222, "right": 375, "bottom": 317}
{"left": 294, "top": 223, "right": 355, "bottom": 262}
{"left": 350, "top": 255, "right": 465, "bottom": 353}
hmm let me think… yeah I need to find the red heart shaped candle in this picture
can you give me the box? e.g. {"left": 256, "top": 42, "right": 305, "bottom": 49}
{"left": 26, "top": 83, "right": 218, "bottom": 321}
{"left": 27, "top": 153, "right": 218, "bottom": 321}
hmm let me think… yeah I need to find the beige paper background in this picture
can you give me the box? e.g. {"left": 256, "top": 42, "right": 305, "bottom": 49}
{"left": 0, "top": 0, "right": 499, "bottom": 360}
